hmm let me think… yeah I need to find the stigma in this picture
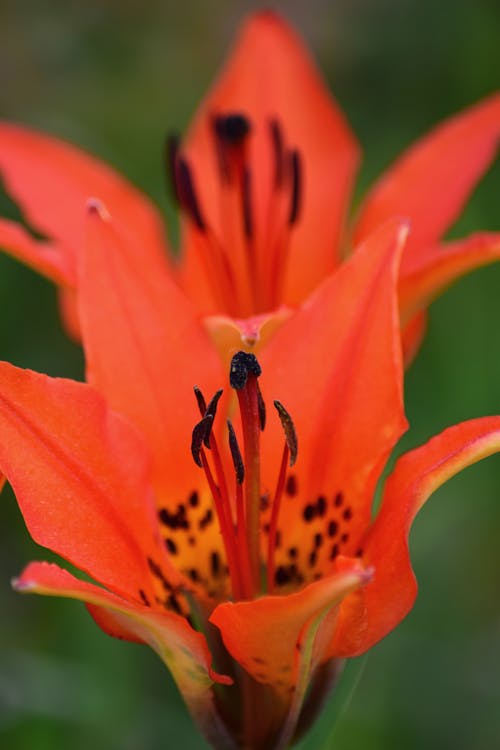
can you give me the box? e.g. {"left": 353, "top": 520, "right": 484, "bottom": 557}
{"left": 191, "top": 351, "right": 297, "bottom": 601}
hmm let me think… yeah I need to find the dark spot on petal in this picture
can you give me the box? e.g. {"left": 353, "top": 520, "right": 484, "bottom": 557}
{"left": 139, "top": 589, "right": 151, "bottom": 607}
{"left": 189, "top": 491, "right": 199, "bottom": 508}
{"left": 343, "top": 506, "right": 353, "bottom": 521}
{"left": 341, "top": 533, "right": 349, "bottom": 544}
{"left": 288, "top": 546, "right": 298, "bottom": 559}
{"left": 199, "top": 508, "right": 214, "bottom": 530}
{"left": 211, "top": 551, "right": 221, "bottom": 578}
{"left": 303, "top": 503, "right": 315, "bottom": 522}
{"left": 316, "top": 496, "right": 327, "bottom": 517}
{"left": 275, "top": 566, "right": 292, "bottom": 586}
{"left": 334, "top": 492, "right": 344, "bottom": 507}
{"left": 330, "top": 543, "right": 339, "bottom": 560}
{"left": 309, "top": 550, "right": 317, "bottom": 567}
{"left": 165, "top": 538, "right": 178, "bottom": 555}
{"left": 314, "top": 533, "right": 323, "bottom": 548}
{"left": 328, "top": 520, "right": 338, "bottom": 537}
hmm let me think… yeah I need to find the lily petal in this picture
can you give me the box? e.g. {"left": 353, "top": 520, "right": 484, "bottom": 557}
{"left": 341, "top": 416, "right": 500, "bottom": 656}
{"left": 0, "top": 218, "right": 70, "bottom": 284}
{"left": 399, "top": 232, "right": 500, "bottom": 324}
{"left": 259, "top": 219, "right": 408, "bottom": 584}
{"left": 0, "top": 361, "right": 165, "bottom": 601}
{"left": 210, "top": 559, "right": 370, "bottom": 747}
{"left": 182, "top": 11, "right": 360, "bottom": 308}
{"left": 354, "top": 92, "right": 500, "bottom": 255}
{"left": 79, "top": 202, "right": 224, "bottom": 501}
{"left": 14, "top": 562, "right": 236, "bottom": 750}
{"left": 0, "top": 122, "right": 170, "bottom": 283}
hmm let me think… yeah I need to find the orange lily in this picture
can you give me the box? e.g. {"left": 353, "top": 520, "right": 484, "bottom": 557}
{"left": 0, "top": 13, "right": 499, "bottom": 360}
{"left": 2, "top": 211, "right": 500, "bottom": 749}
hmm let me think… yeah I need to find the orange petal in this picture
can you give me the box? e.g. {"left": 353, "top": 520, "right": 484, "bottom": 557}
{"left": 79, "top": 202, "right": 224, "bottom": 502}
{"left": 0, "top": 361, "right": 165, "bottom": 602}
{"left": 0, "top": 122, "right": 171, "bottom": 282}
{"left": 14, "top": 561, "right": 235, "bottom": 747}
{"left": 0, "top": 217, "right": 71, "bottom": 285}
{"left": 182, "top": 11, "right": 360, "bottom": 307}
{"left": 340, "top": 416, "right": 500, "bottom": 656}
{"left": 399, "top": 232, "right": 500, "bottom": 324}
{"left": 211, "top": 559, "right": 370, "bottom": 744}
{"left": 354, "top": 93, "right": 500, "bottom": 255}
{"left": 259, "top": 219, "right": 408, "bottom": 585}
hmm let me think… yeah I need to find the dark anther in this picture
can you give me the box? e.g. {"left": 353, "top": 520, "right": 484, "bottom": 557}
{"left": 191, "top": 414, "right": 214, "bottom": 467}
{"left": 285, "top": 475, "right": 297, "bottom": 496}
{"left": 273, "top": 400, "right": 298, "bottom": 466}
{"left": 202, "top": 389, "right": 223, "bottom": 447}
{"left": 241, "top": 165, "right": 253, "bottom": 239}
{"left": 229, "top": 351, "right": 262, "bottom": 390}
{"left": 165, "top": 133, "right": 181, "bottom": 203}
{"left": 177, "top": 157, "right": 206, "bottom": 232}
{"left": 193, "top": 386, "right": 207, "bottom": 416}
{"left": 227, "top": 419, "right": 245, "bottom": 484}
{"left": 288, "top": 149, "right": 302, "bottom": 226}
{"left": 256, "top": 382, "right": 266, "bottom": 431}
{"left": 214, "top": 113, "right": 251, "bottom": 144}
{"left": 269, "top": 118, "right": 284, "bottom": 188}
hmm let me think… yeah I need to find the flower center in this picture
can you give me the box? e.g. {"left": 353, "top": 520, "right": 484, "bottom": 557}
{"left": 169, "top": 113, "right": 303, "bottom": 317}
{"left": 191, "top": 351, "right": 297, "bottom": 601}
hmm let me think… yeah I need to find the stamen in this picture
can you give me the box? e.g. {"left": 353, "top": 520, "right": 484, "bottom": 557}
{"left": 227, "top": 419, "right": 245, "bottom": 484}
{"left": 269, "top": 119, "right": 284, "bottom": 188}
{"left": 191, "top": 415, "right": 213, "bottom": 467}
{"left": 176, "top": 157, "right": 206, "bottom": 232}
{"left": 214, "top": 113, "right": 251, "bottom": 144}
{"left": 273, "top": 400, "right": 298, "bottom": 465}
{"left": 256, "top": 382, "right": 266, "bottom": 431}
{"left": 193, "top": 385, "right": 207, "bottom": 416}
{"left": 241, "top": 166, "right": 253, "bottom": 240}
{"left": 288, "top": 149, "right": 302, "bottom": 226}
{"left": 203, "top": 389, "right": 223, "bottom": 447}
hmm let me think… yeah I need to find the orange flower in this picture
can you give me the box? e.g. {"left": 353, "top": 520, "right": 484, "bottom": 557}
{"left": 0, "top": 13, "right": 499, "bottom": 360}
{"left": 1, "top": 210, "right": 500, "bottom": 749}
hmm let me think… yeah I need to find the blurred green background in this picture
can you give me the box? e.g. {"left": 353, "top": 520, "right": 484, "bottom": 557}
{"left": 1, "top": 0, "right": 499, "bottom": 748}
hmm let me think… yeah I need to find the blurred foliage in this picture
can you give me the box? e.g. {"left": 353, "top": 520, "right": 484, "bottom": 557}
{"left": 0, "top": 0, "right": 499, "bottom": 748}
